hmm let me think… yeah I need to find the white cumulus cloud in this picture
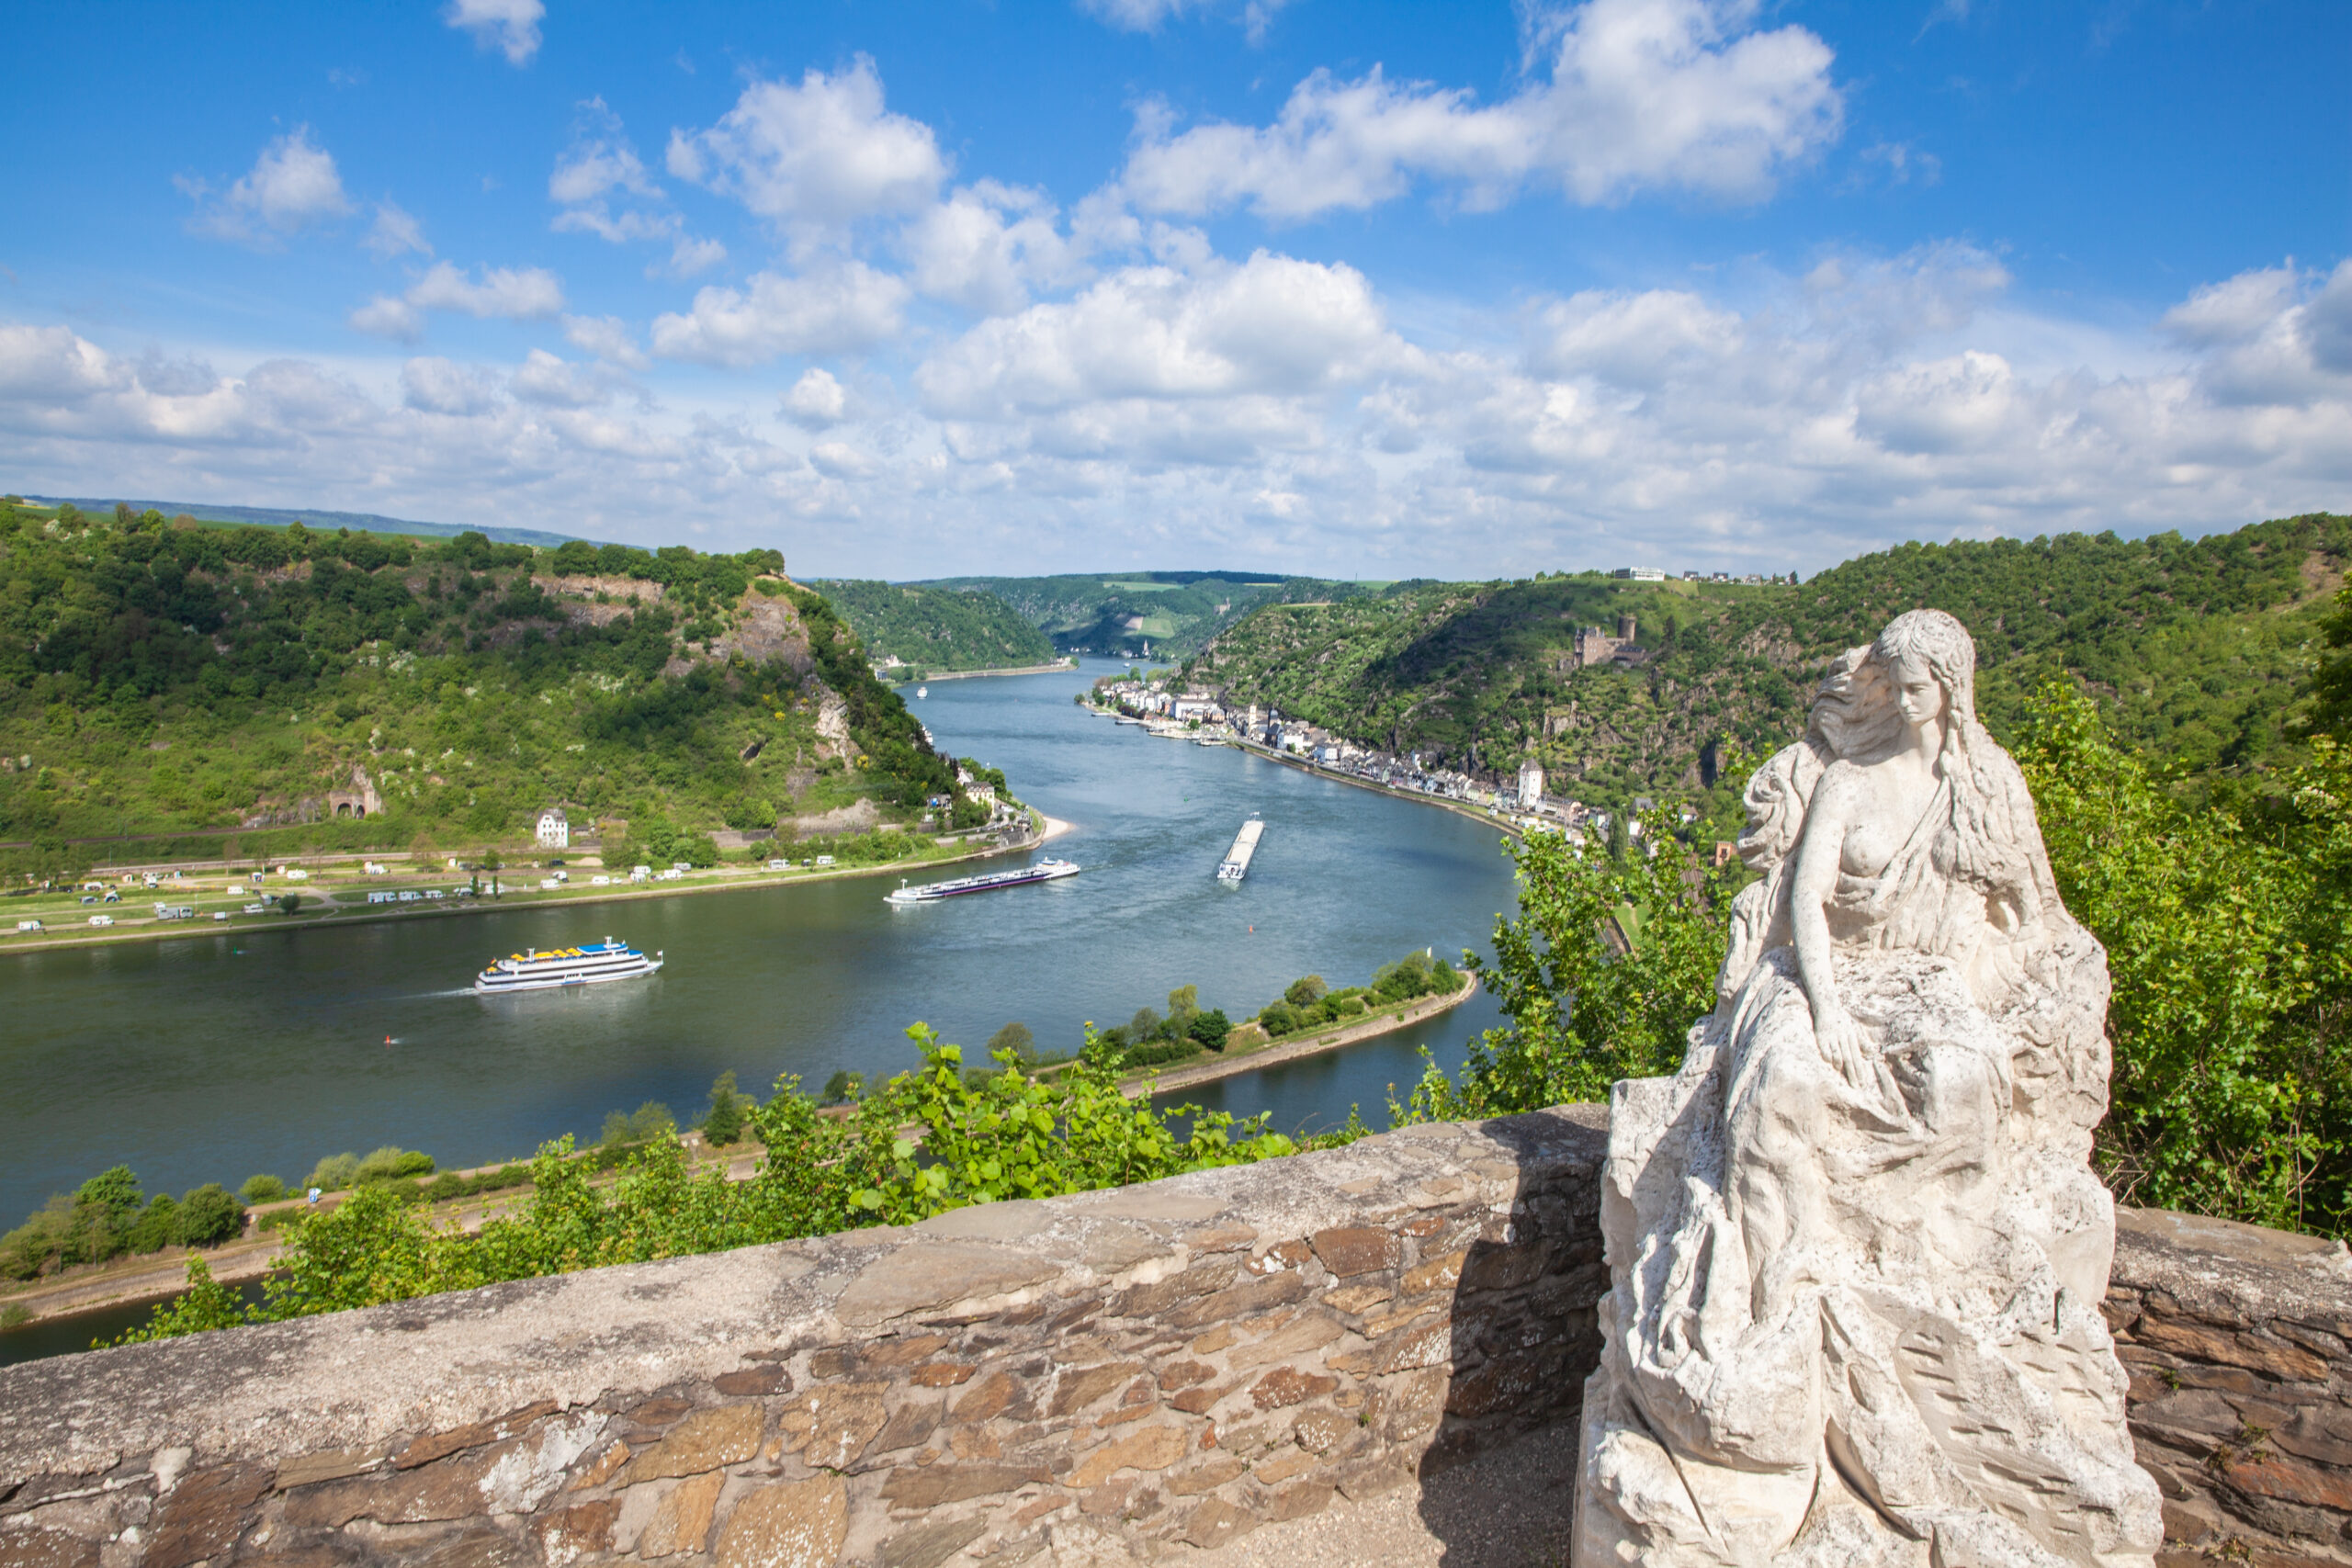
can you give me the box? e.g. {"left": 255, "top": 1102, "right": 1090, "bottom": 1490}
{"left": 1083, "top": 0, "right": 1295, "bottom": 41}
{"left": 561, "top": 313, "right": 649, "bottom": 369}
{"left": 666, "top": 59, "right": 946, "bottom": 253}
{"left": 1120, "top": 0, "right": 1841, "bottom": 220}
{"left": 510, "top": 348, "right": 613, "bottom": 408}
{"left": 401, "top": 356, "right": 504, "bottom": 416}
{"left": 351, "top": 262, "right": 565, "bottom": 339}
{"left": 809, "top": 440, "right": 879, "bottom": 479}
{"left": 365, "top": 200, "right": 432, "bottom": 258}
{"left": 650, "top": 264, "right": 910, "bottom": 366}
{"left": 917, "top": 251, "right": 1395, "bottom": 419}
{"left": 782, "top": 367, "right": 848, "bottom": 428}
{"left": 656, "top": 235, "right": 729, "bottom": 279}
{"left": 6, "top": 254, "right": 2347, "bottom": 581}
{"left": 181, "top": 127, "right": 353, "bottom": 244}
{"left": 444, "top": 0, "right": 543, "bottom": 66}
{"left": 906, "top": 182, "right": 1089, "bottom": 316}
{"left": 406, "top": 261, "right": 566, "bottom": 319}
{"left": 548, "top": 97, "right": 682, "bottom": 249}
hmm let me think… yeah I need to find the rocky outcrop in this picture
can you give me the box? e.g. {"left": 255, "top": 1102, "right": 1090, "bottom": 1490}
{"left": 786, "top": 796, "right": 879, "bottom": 840}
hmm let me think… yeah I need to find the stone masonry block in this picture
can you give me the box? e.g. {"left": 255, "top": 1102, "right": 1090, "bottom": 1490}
{"left": 1311, "top": 1226, "right": 1403, "bottom": 1278}
{"left": 147, "top": 1461, "right": 273, "bottom": 1568}
{"left": 624, "top": 1403, "right": 764, "bottom": 1483}
{"left": 713, "top": 1475, "right": 847, "bottom": 1568}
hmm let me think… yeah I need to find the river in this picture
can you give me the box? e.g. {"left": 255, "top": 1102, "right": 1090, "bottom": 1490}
{"left": 0, "top": 659, "right": 1520, "bottom": 1233}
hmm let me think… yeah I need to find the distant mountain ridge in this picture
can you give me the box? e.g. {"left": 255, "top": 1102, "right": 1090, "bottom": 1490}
{"left": 20, "top": 495, "right": 581, "bottom": 549}
{"left": 1189, "top": 513, "right": 2352, "bottom": 814}
{"left": 808, "top": 580, "right": 1057, "bottom": 674}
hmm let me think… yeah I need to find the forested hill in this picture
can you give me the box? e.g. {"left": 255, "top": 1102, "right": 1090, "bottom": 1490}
{"left": 1190, "top": 513, "right": 2352, "bottom": 808}
{"left": 811, "top": 581, "right": 1057, "bottom": 673}
{"left": 918, "top": 571, "right": 1300, "bottom": 659}
{"left": 0, "top": 499, "right": 966, "bottom": 876}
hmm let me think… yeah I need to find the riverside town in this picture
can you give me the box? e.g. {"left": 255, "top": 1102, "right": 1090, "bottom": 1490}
{"left": 2, "top": 5, "right": 2348, "bottom": 1567}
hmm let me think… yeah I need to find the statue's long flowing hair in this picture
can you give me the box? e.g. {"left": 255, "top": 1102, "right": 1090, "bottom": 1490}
{"left": 1812, "top": 608, "right": 2038, "bottom": 914}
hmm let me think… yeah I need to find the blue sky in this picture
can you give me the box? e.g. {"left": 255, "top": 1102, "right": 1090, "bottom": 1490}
{"left": 2, "top": 0, "right": 2346, "bottom": 578}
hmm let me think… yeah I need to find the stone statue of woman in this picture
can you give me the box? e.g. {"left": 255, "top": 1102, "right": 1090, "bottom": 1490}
{"left": 1574, "top": 610, "right": 2161, "bottom": 1567}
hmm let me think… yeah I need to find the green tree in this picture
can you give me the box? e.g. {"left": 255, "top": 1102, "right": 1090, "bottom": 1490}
{"left": 1396, "top": 812, "right": 1730, "bottom": 1122}
{"left": 305, "top": 1153, "right": 358, "bottom": 1192}
{"left": 129, "top": 1193, "right": 180, "bottom": 1254}
{"left": 239, "top": 1174, "right": 287, "bottom": 1205}
{"left": 702, "top": 1071, "right": 744, "bottom": 1146}
{"left": 1188, "top": 1009, "right": 1232, "bottom": 1052}
{"left": 985, "top": 1021, "right": 1036, "bottom": 1064}
{"left": 1283, "top": 976, "right": 1328, "bottom": 1007}
{"left": 2013, "top": 683, "right": 2351, "bottom": 1231}
{"left": 174, "top": 1184, "right": 246, "bottom": 1247}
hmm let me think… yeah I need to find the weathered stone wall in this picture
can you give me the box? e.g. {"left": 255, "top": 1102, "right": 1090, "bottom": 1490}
{"left": 0, "top": 1107, "right": 1611, "bottom": 1568}
{"left": 3, "top": 1107, "right": 2346, "bottom": 1568}
{"left": 2108, "top": 1207, "right": 2352, "bottom": 1567}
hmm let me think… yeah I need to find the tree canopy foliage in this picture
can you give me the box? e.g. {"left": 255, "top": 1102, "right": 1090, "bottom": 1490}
{"left": 1193, "top": 513, "right": 2352, "bottom": 813}
{"left": 812, "top": 581, "right": 1056, "bottom": 672}
{"left": 116, "top": 1026, "right": 1296, "bottom": 1343}
{"left": 0, "top": 501, "right": 968, "bottom": 875}
{"left": 1402, "top": 678, "right": 2352, "bottom": 1238}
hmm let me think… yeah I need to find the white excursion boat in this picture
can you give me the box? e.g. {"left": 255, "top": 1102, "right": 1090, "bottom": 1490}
{"left": 886, "top": 859, "right": 1080, "bottom": 905}
{"left": 473, "top": 937, "right": 662, "bottom": 994}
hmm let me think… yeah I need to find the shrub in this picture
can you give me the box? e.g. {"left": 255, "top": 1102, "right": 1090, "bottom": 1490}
{"left": 305, "top": 1153, "right": 358, "bottom": 1193}
{"left": 425, "top": 1173, "right": 468, "bottom": 1202}
{"left": 239, "top": 1175, "right": 287, "bottom": 1205}
{"left": 113, "top": 1258, "right": 253, "bottom": 1344}
{"left": 1187, "top": 1009, "right": 1232, "bottom": 1052}
{"left": 125, "top": 1024, "right": 1300, "bottom": 1340}
{"left": 174, "top": 1185, "right": 245, "bottom": 1247}
{"left": 353, "top": 1146, "right": 412, "bottom": 1185}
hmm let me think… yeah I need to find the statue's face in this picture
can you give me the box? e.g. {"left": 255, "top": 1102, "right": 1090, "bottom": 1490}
{"left": 1894, "top": 653, "right": 1947, "bottom": 729}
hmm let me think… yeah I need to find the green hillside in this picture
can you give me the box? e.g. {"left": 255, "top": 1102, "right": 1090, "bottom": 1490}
{"left": 811, "top": 581, "right": 1057, "bottom": 674}
{"left": 0, "top": 499, "right": 978, "bottom": 879}
{"left": 1190, "top": 513, "right": 2352, "bottom": 808}
{"left": 919, "top": 571, "right": 1305, "bottom": 658}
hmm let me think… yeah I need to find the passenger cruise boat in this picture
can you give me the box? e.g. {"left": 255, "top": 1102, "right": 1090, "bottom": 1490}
{"left": 473, "top": 937, "right": 662, "bottom": 994}
{"left": 886, "top": 859, "right": 1080, "bottom": 905}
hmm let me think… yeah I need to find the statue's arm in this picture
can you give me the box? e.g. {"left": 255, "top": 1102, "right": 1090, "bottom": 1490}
{"left": 1790, "top": 770, "right": 1873, "bottom": 1088}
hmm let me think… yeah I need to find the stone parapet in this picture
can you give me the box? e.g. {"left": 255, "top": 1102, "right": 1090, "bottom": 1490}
{"left": 0, "top": 1106, "right": 1611, "bottom": 1567}
{"left": 3, "top": 1108, "right": 2346, "bottom": 1567}
{"left": 2107, "top": 1206, "right": 2352, "bottom": 1567}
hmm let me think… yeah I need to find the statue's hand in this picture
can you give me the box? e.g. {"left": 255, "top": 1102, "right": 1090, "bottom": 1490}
{"left": 1811, "top": 998, "right": 1872, "bottom": 1089}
